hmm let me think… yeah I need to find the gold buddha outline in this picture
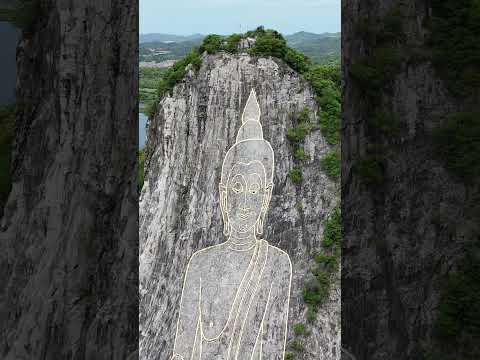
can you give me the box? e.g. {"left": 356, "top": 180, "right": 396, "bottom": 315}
{"left": 171, "top": 89, "right": 293, "bottom": 360}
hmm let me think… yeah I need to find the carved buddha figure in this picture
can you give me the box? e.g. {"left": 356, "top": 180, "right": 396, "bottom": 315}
{"left": 171, "top": 90, "right": 292, "bottom": 360}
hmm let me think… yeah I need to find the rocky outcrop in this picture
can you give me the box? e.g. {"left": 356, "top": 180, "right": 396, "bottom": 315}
{"left": 0, "top": 1, "right": 138, "bottom": 359}
{"left": 342, "top": 1, "right": 479, "bottom": 359}
{"left": 140, "top": 53, "right": 340, "bottom": 359}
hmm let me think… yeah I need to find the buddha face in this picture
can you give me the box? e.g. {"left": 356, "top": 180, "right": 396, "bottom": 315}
{"left": 220, "top": 161, "right": 273, "bottom": 235}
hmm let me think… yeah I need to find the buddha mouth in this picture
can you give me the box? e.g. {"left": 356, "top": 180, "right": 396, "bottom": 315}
{"left": 238, "top": 212, "right": 251, "bottom": 220}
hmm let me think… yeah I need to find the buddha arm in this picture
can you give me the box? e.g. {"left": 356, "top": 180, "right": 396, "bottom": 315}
{"left": 172, "top": 255, "right": 201, "bottom": 360}
{"left": 262, "top": 254, "right": 292, "bottom": 359}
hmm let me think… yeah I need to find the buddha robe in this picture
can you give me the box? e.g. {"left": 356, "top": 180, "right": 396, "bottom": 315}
{"left": 172, "top": 240, "right": 292, "bottom": 360}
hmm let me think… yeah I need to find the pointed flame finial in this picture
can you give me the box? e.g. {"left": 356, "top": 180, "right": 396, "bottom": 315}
{"left": 241, "top": 89, "right": 261, "bottom": 124}
{"left": 236, "top": 89, "right": 263, "bottom": 142}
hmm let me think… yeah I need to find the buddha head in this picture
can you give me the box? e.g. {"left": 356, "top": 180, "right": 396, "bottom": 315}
{"left": 219, "top": 90, "right": 274, "bottom": 237}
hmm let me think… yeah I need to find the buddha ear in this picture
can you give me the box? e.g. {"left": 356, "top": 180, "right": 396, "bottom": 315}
{"left": 262, "top": 183, "right": 273, "bottom": 211}
{"left": 257, "top": 183, "right": 273, "bottom": 236}
{"left": 219, "top": 183, "right": 227, "bottom": 213}
{"left": 219, "top": 183, "right": 230, "bottom": 236}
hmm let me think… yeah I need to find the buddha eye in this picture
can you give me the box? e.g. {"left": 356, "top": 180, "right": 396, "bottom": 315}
{"left": 249, "top": 183, "right": 261, "bottom": 194}
{"left": 231, "top": 182, "right": 243, "bottom": 193}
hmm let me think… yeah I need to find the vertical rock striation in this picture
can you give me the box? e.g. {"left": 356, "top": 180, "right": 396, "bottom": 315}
{"left": 0, "top": 1, "right": 138, "bottom": 358}
{"left": 342, "top": 1, "right": 479, "bottom": 359}
{"left": 140, "top": 53, "right": 340, "bottom": 359}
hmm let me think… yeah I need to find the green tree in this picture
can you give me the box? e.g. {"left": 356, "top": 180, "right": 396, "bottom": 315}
{"left": 284, "top": 47, "right": 311, "bottom": 74}
{"left": 199, "top": 34, "right": 223, "bottom": 54}
{"left": 250, "top": 30, "right": 287, "bottom": 59}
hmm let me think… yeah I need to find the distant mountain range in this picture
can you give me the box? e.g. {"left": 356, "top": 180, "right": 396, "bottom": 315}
{"left": 139, "top": 31, "right": 340, "bottom": 65}
{"left": 139, "top": 33, "right": 205, "bottom": 43}
{"left": 284, "top": 31, "right": 340, "bottom": 44}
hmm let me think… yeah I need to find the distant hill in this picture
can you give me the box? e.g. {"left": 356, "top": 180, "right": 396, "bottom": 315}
{"left": 286, "top": 32, "right": 340, "bottom": 64}
{"left": 139, "top": 33, "right": 204, "bottom": 43}
{"left": 285, "top": 31, "right": 340, "bottom": 45}
{"left": 139, "top": 31, "right": 340, "bottom": 65}
{"left": 140, "top": 39, "right": 203, "bottom": 63}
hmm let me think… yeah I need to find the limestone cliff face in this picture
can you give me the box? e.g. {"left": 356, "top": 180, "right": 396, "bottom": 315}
{"left": 342, "top": 1, "right": 478, "bottom": 359}
{"left": 140, "top": 53, "right": 340, "bottom": 359}
{"left": 0, "top": 1, "right": 138, "bottom": 359}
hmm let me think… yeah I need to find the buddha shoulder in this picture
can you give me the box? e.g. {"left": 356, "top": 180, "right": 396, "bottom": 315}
{"left": 266, "top": 244, "right": 292, "bottom": 274}
{"left": 186, "top": 243, "right": 226, "bottom": 270}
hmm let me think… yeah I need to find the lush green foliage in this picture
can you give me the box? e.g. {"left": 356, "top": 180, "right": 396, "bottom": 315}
{"left": 293, "top": 323, "right": 308, "bottom": 336}
{"left": 199, "top": 34, "right": 223, "bottom": 54}
{"left": 368, "top": 109, "right": 401, "bottom": 136}
{"left": 356, "top": 155, "right": 384, "bottom": 185}
{"left": 139, "top": 29, "right": 339, "bottom": 66}
{"left": 429, "top": 0, "right": 480, "bottom": 96}
{"left": 198, "top": 32, "right": 250, "bottom": 55}
{"left": 314, "top": 253, "right": 338, "bottom": 273}
{"left": 348, "top": 5, "right": 406, "bottom": 164}
{"left": 224, "top": 34, "right": 242, "bottom": 53}
{"left": 287, "top": 123, "right": 309, "bottom": 143}
{"left": 433, "top": 112, "right": 480, "bottom": 182}
{"left": 285, "top": 353, "right": 294, "bottom": 360}
{"left": 148, "top": 50, "right": 202, "bottom": 117}
{"left": 288, "top": 168, "right": 303, "bottom": 184}
{"left": 349, "top": 47, "right": 401, "bottom": 96}
{"left": 426, "top": 248, "right": 480, "bottom": 359}
{"left": 294, "top": 147, "right": 309, "bottom": 161}
{"left": 302, "top": 207, "right": 341, "bottom": 318}
{"left": 249, "top": 29, "right": 287, "bottom": 59}
{"left": 286, "top": 109, "right": 315, "bottom": 164}
{"left": 138, "top": 148, "right": 145, "bottom": 192}
{"left": 305, "top": 65, "right": 341, "bottom": 144}
{"left": 322, "top": 208, "right": 342, "bottom": 249}
{"left": 284, "top": 47, "right": 311, "bottom": 74}
{"left": 350, "top": 5, "right": 405, "bottom": 92}
{"left": 306, "top": 306, "right": 317, "bottom": 322}
{"left": 0, "top": 104, "right": 15, "bottom": 212}
{"left": 320, "top": 149, "right": 340, "bottom": 181}
{"left": 302, "top": 269, "right": 331, "bottom": 307}
{"left": 0, "top": 0, "right": 39, "bottom": 33}
{"left": 290, "top": 339, "right": 304, "bottom": 352}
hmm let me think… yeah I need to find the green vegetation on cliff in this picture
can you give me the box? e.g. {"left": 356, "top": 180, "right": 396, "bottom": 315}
{"left": 320, "top": 149, "right": 340, "bottom": 181}
{"left": 425, "top": 246, "right": 480, "bottom": 359}
{"left": 288, "top": 206, "right": 340, "bottom": 357}
{"left": 142, "top": 27, "right": 341, "bottom": 150}
{"left": 302, "top": 207, "right": 341, "bottom": 313}
{"left": 139, "top": 31, "right": 340, "bottom": 65}
{"left": 140, "top": 28, "right": 342, "bottom": 359}
{"left": 147, "top": 50, "right": 202, "bottom": 117}
{"left": 433, "top": 112, "right": 480, "bottom": 182}
{"left": 429, "top": 0, "right": 480, "bottom": 96}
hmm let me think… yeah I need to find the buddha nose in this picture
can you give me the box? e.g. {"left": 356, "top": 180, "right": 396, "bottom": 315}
{"left": 240, "top": 205, "right": 250, "bottom": 213}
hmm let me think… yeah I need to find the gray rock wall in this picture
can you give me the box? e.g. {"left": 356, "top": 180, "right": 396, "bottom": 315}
{"left": 341, "top": 1, "right": 478, "bottom": 359}
{"left": 0, "top": 1, "right": 138, "bottom": 358}
{"left": 140, "top": 53, "right": 340, "bottom": 359}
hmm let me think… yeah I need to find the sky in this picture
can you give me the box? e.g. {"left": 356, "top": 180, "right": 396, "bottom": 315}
{"left": 140, "top": 0, "right": 341, "bottom": 35}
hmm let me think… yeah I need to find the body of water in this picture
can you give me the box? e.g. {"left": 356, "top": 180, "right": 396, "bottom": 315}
{"left": 139, "top": 112, "right": 148, "bottom": 149}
